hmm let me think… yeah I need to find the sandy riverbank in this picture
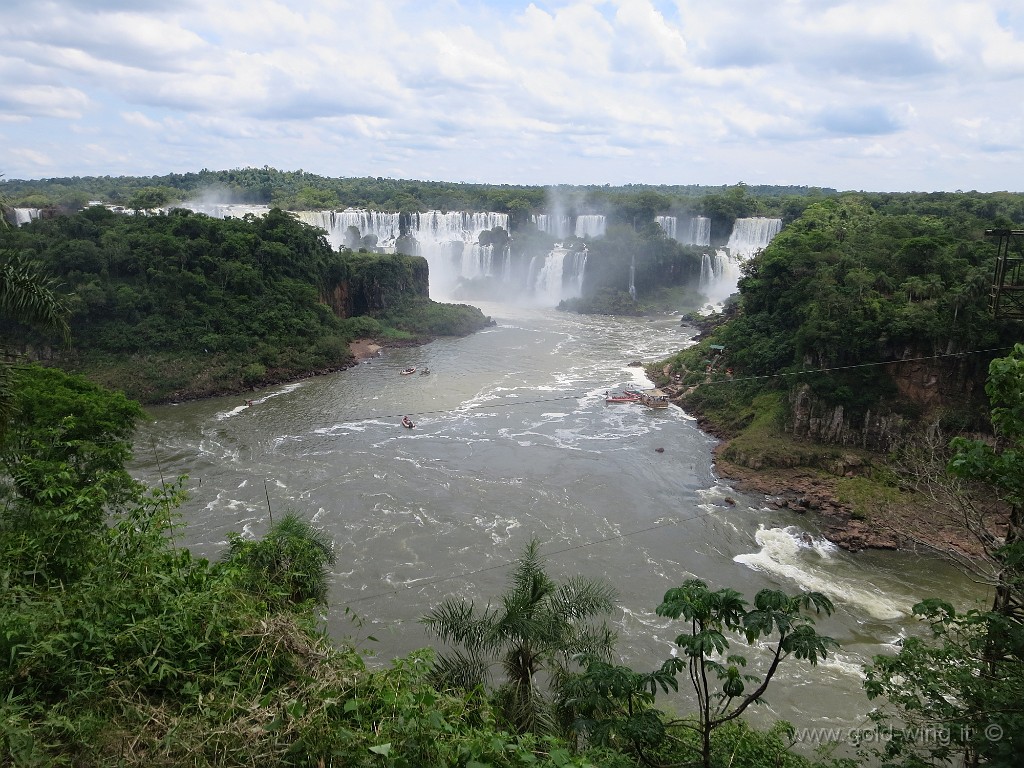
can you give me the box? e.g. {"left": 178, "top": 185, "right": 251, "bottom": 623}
{"left": 348, "top": 339, "right": 383, "bottom": 362}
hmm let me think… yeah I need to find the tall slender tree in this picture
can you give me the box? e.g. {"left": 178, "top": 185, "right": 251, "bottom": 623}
{"left": 422, "top": 537, "right": 618, "bottom": 737}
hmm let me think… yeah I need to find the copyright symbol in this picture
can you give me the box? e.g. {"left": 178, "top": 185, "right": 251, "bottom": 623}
{"left": 985, "top": 724, "right": 1003, "bottom": 742}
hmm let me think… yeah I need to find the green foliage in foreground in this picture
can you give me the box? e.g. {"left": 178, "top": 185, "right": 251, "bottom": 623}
{"left": 0, "top": 368, "right": 617, "bottom": 767}
{"left": 0, "top": 365, "right": 849, "bottom": 767}
{"left": 0, "top": 249, "right": 70, "bottom": 430}
{"left": 422, "top": 538, "right": 618, "bottom": 738}
{"left": 568, "top": 580, "right": 838, "bottom": 768}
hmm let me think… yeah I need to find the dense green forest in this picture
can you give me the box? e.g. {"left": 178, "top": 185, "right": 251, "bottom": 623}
{"left": 660, "top": 192, "right": 1023, "bottom": 436}
{"left": 1, "top": 206, "right": 491, "bottom": 403}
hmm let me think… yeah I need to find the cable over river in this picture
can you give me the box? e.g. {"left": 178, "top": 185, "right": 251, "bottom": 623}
{"left": 131, "top": 302, "right": 987, "bottom": 739}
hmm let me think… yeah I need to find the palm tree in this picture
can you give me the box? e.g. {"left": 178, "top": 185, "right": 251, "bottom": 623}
{"left": 421, "top": 537, "right": 618, "bottom": 737}
{"left": 0, "top": 249, "right": 71, "bottom": 430}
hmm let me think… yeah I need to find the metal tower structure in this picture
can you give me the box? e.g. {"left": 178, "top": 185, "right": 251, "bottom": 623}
{"left": 986, "top": 229, "right": 1024, "bottom": 320}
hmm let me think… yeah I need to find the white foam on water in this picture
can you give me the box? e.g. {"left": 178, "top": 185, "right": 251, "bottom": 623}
{"left": 734, "top": 526, "right": 911, "bottom": 620}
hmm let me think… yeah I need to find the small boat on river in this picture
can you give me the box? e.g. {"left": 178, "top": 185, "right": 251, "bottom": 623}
{"left": 401, "top": 416, "right": 415, "bottom": 429}
{"left": 400, "top": 366, "right": 417, "bottom": 375}
{"left": 606, "top": 391, "right": 640, "bottom": 404}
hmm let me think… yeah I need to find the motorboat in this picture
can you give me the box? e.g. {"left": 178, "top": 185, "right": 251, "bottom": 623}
{"left": 401, "top": 416, "right": 415, "bottom": 429}
{"left": 400, "top": 366, "right": 417, "bottom": 375}
{"left": 606, "top": 392, "right": 640, "bottom": 404}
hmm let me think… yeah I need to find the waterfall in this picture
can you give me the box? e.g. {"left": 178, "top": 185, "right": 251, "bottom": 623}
{"left": 532, "top": 213, "right": 572, "bottom": 239}
{"left": 726, "top": 217, "right": 782, "bottom": 258}
{"left": 699, "top": 250, "right": 743, "bottom": 307}
{"left": 124, "top": 202, "right": 591, "bottom": 305}
{"left": 178, "top": 203, "right": 272, "bottom": 219}
{"left": 656, "top": 215, "right": 711, "bottom": 245}
{"left": 529, "top": 245, "right": 588, "bottom": 305}
{"left": 628, "top": 253, "right": 637, "bottom": 300}
{"left": 296, "top": 209, "right": 402, "bottom": 249}
{"left": 574, "top": 215, "right": 606, "bottom": 239}
{"left": 295, "top": 209, "right": 511, "bottom": 298}
{"left": 13, "top": 208, "right": 41, "bottom": 225}
{"left": 686, "top": 216, "right": 711, "bottom": 246}
{"left": 699, "top": 217, "right": 782, "bottom": 309}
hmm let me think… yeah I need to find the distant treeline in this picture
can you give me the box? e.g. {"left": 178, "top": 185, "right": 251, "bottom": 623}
{"left": 3, "top": 167, "right": 837, "bottom": 228}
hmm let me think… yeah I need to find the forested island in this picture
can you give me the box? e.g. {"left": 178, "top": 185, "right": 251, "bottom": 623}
{"left": 1, "top": 171, "right": 1023, "bottom": 766}
{"left": 2, "top": 204, "right": 492, "bottom": 402}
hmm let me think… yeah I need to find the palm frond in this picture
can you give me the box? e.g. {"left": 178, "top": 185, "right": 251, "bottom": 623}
{"left": 422, "top": 598, "right": 492, "bottom": 649}
{"left": 0, "top": 250, "right": 71, "bottom": 344}
{"left": 550, "top": 576, "right": 618, "bottom": 619}
{"left": 430, "top": 647, "right": 490, "bottom": 692}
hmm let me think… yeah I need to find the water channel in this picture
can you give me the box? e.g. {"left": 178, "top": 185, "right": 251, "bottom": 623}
{"left": 131, "top": 302, "right": 987, "bottom": 739}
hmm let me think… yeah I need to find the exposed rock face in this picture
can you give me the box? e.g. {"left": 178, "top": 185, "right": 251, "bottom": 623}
{"left": 789, "top": 384, "right": 908, "bottom": 452}
{"left": 787, "top": 354, "right": 990, "bottom": 453}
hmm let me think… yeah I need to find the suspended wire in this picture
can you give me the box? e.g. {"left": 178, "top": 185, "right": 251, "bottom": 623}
{"left": 12, "top": 343, "right": 1012, "bottom": 613}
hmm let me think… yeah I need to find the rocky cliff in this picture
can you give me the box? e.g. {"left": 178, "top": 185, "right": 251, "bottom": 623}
{"left": 787, "top": 354, "right": 992, "bottom": 452}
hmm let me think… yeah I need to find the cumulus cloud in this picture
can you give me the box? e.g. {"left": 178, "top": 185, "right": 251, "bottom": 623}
{"left": 1, "top": 0, "right": 1023, "bottom": 191}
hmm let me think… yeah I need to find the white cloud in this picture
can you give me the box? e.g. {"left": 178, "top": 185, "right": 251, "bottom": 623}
{"left": 0, "top": 0, "right": 1022, "bottom": 191}
{"left": 121, "top": 111, "right": 162, "bottom": 130}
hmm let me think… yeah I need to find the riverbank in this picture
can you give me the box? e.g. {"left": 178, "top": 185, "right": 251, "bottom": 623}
{"left": 677, "top": 397, "right": 989, "bottom": 561}
{"left": 711, "top": 447, "right": 987, "bottom": 559}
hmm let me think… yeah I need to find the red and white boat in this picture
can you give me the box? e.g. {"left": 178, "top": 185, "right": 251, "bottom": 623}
{"left": 605, "top": 391, "right": 641, "bottom": 404}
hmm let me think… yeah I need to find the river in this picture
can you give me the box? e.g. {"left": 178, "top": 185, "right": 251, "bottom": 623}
{"left": 131, "top": 302, "right": 987, "bottom": 741}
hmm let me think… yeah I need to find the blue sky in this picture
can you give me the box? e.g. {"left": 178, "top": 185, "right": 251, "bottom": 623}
{"left": 3, "top": 0, "right": 1024, "bottom": 192}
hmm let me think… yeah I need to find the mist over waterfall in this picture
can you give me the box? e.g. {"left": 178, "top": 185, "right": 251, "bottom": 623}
{"left": 527, "top": 246, "right": 588, "bottom": 306}
{"left": 531, "top": 213, "right": 607, "bottom": 240}
{"left": 699, "top": 251, "right": 742, "bottom": 307}
{"left": 574, "top": 215, "right": 606, "bottom": 239}
{"left": 701, "top": 217, "right": 783, "bottom": 309}
{"left": 532, "top": 214, "right": 572, "bottom": 239}
{"left": 296, "top": 209, "right": 511, "bottom": 298}
{"left": 170, "top": 202, "right": 592, "bottom": 305}
{"left": 656, "top": 215, "right": 711, "bottom": 246}
{"left": 628, "top": 253, "right": 637, "bottom": 300}
{"left": 726, "top": 217, "right": 782, "bottom": 258}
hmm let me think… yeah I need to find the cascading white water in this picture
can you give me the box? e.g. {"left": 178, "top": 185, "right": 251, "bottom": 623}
{"left": 120, "top": 201, "right": 591, "bottom": 305}
{"left": 628, "top": 253, "right": 637, "bottom": 300}
{"left": 178, "top": 203, "right": 272, "bottom": 219}
{"left": 574, "top": 215, "right": 606, "bottom": 239}
{"left": 699, "top": 250, "right": 742, "bottom": 307}
{"left": 296, "top": 210, "right": 402, "bottom": 249}
{"left": 726, "top": 217, "right": 782, "bottom": 258}
{"left": 656, "top": 216, "right": 711, "bottom": 246}
{"left": 531, "top": 213, "right": 572, "bottom": 239}
{"left": 700, "top": 218, "right": 782, "bottom": 309}
{"left": 686, "top": 216, "right": 711, "bottom": 246}
{"left": 13, "top": 208, "right": 41, "bottom": 225}
{"left": 528, "top": 246, "right": 588, "bottom": 306}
